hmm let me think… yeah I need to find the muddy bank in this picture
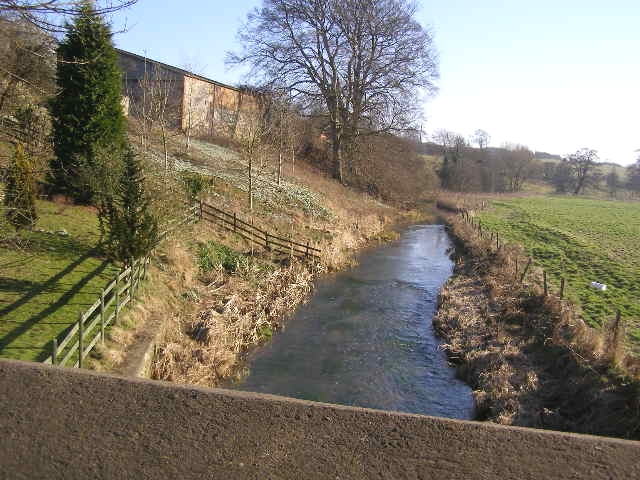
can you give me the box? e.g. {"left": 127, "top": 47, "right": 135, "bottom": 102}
{"left": 434, "top": 213, "right": 640, "bottom": 440}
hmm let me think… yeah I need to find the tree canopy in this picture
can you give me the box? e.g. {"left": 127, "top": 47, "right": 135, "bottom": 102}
{"left": 229, "top": 0, "right": 438, "bottom": 183}
{"left": 48, "top": 1, "right": 127, "bottom": 203}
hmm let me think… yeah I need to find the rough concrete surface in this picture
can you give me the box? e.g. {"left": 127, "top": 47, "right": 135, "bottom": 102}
{"left": 1, "top": 359, "right": 639, "bottom": 479}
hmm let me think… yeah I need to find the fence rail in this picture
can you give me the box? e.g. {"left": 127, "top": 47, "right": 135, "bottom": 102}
{"left": 455, "top": 208, "right": 626, "bottom": 336}
{"left": 39, "top": 201, "right": 319, "bottom": 369}
{"left": 43, "top": 256, "right": 150, "bottom": 368}
{"left": 199, "top": 201, "right": 322, "bottom": 260}
{"left": 40, "top": 204, "right": 199, "bottom": 368}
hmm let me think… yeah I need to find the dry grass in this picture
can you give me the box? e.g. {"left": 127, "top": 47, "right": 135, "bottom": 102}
{"left": 150, "top": 257, "right": 323, "bottom": 387}
{"left": 434, "top": 213, "right": 640, "bottom": 440}
{"left": 101, "top": 129, "right": 417, "bottom": 387}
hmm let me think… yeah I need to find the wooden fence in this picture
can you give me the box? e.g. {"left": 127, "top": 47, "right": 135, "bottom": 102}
{"left": 43, "top": 256, "right": 150, "bottom": 368}
{"left": 41, "top": 205, "right": 199, "bottom": 368}
{"left": 39, "top": 201, "right": 319, "bottom": 369}
{"left": 199, "top": 201, "right": 322, "bottom": 260}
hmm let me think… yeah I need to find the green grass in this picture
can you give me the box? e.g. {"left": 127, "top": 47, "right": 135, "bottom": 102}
{"left": 478, "top": 196, "right": 640, "bottom": 344}
{"left": 0, "top": 200, "right": 118, "bottom": 362}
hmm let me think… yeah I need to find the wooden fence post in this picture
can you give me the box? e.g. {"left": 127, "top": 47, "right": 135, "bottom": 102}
{"left": 100, "top": 288, "right": 106, "bottom": 343}
{"left": 265, "top": 232, "right": 270, "bottom": 250}
{"left": 496, "top": 232, "right": 500, "bottom": 250}
{"left": 305, "top": 240, "right": 310, "bottom": 257}
{"left": 560, "top": 278, "right": 565, "bottom": 299}
{"left": 115, "top": 272, "right": 120, "bottom": 324}
{"left": 199, "top": 200, "right": 203, "bottom": 220}
{"left": 78, "top": 311, "right": 84, "bottom": 369}
{"left": 543, "top": 270, "right": 548, "bottom": 296}
{"left": 52, "top": 338, "right": 58, "bottom": 366}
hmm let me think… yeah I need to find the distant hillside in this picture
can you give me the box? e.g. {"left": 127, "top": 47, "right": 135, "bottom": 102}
{"left": 534, "top": 151, "right": 562, "bottom": 161}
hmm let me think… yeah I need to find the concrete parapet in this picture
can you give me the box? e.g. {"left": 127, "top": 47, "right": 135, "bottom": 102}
{"left": 1, "top": 359, "right": 638, "bottom": 479}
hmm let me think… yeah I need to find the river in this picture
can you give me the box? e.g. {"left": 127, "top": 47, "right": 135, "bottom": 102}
{"left": 229, "top": 224, "right": 475, "bottom": 419}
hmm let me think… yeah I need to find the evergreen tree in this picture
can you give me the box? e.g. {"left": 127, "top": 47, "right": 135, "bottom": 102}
{"left": 49, "top": 1, "right": 126, "bottom": 204}
{"left": 4, "top": 143, "right": 38, "bottom": 231}
{"left": 103, "top": 146, "right": 158, "bottom": 264}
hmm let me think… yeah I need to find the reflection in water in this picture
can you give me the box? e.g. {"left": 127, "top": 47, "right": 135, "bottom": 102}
{"left": 230, "top": 225, "right": 475, "bottom": 419}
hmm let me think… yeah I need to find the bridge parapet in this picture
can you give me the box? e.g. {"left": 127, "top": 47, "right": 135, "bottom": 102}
{"left": 1, "top": 359, "right": 638, "bottom": 479}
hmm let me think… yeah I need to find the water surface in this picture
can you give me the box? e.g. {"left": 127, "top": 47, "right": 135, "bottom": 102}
{"left": 231, "top": 224, "right": 474, "bottom": 419}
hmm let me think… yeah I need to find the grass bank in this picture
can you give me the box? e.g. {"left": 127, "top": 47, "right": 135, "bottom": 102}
{"left": 476, "top": 196, "right": 640, "bottom": 347}
{"left": 0, "top": 200, "right": 118, "bottom": 362}
{"left": 434, "top": 212, "right": 640, "bottom": 440}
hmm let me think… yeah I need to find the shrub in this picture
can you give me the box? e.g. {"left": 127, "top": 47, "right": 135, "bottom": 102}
{"left": 4, "top": 143, "right": 37, "bottom": 231}
{"left": 197, "top": 242, "right": 243, "bottom": 273}
{"left": 180, "top": 171, "right": 213, "bottom": 201}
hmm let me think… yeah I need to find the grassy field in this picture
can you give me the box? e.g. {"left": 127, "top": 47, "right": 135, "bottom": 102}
{"left": 477, "top": 196, "right": 640, "bottom": 344}
{"left": 0, "top": 200, "right": 118, "bottom": 362}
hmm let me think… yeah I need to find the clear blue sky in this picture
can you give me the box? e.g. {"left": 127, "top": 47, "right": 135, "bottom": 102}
{"left": 111, "top": 1, "right": 640, "bottom": 165}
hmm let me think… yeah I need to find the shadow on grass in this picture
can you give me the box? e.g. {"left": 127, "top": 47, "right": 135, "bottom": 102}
{"left": 0, "top": 249, "right": 110, "bottom": 358}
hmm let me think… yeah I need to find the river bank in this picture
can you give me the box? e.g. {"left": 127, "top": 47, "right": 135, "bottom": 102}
{"left": 434, "top": 212, "right": 640, "bottom": 440}
{"left": 228, "top": 223, "right": 474, "bottom": 419}
{"left": 97, "top": 193, "right": 427, "bottom": 387}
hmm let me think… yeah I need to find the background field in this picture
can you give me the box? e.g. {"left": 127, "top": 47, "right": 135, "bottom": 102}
{"left": 477, "top": 196, "right": 640, "bottom": 347}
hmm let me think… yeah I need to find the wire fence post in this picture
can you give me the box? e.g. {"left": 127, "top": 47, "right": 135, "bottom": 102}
{"left": 543, "top": 270, "right": 548, "bottom": 296}
{"left": 496, "top": 232, "right": 500, "bottom": 250}
{"left": 560, "top": 278, "right": 565, "bottom": 299}
{"left": 198, "top": 200, "right": 203, "bottom": 220}
{"left": 306, "top": 240, "right": 310, "bottom": 257}
{"left": 233, "top": 213, "right": 237, "bottom": 233}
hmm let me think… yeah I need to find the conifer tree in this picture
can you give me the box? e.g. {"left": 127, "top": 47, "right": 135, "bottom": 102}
{"left": 49, "top": 1, "right": 127, "bottom": 203}
{"left": 4, "top": 143, "right": 38, "bottom": 231}
{"left": 103, "top": 146, "right": 158, "bottom": 264}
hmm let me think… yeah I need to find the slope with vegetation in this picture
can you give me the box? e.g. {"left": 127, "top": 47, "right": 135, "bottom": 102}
{"left": 434, "top": 213, "right": 640, "bottom": 440}
{"left": 476, "top": 196, "right": 640, "bottom": 347}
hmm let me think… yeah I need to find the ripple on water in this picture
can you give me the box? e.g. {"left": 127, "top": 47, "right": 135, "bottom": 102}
{"left": 231, "top": 224, "right": 475, "bottom": 420}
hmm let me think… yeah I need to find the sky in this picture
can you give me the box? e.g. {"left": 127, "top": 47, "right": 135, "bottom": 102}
{"left": 111, "top": 1, "right": 639, "bottom": 165}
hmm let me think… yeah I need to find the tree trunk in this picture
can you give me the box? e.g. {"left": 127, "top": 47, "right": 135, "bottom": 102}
{"left": 330, "top": 122, "right": 344, "bottom": 184}
{"left": 248, "top": 154, "right": 253, "bottom": 210}
{"left": 291, "top": 144, "right": 295, "bottom": 176}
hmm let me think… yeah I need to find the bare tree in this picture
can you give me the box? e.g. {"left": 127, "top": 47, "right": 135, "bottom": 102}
{"left": 605, "top": 170, "right": 619, "bottom": 198}
{"left": 627, "top": 156, "right": 640, "bottom": 197}
{"left": 499, "top": 143, "right": 535, "bottom": 192}
{"left": 127, "top": 59, "right": 180, "bottom": 171}
{"left": 0, "top": 1, "right": 137, "bottom": 32}
{"left": 228, "top": 0, "right": 438, "bottom": 184}
{"left": 472, "top": 129, "right": 490, "bottom": 149}
{"left": 236, "top": 98, "right": 274, "bottom": 210}
{"left": 568, "top": 148, "right": 599, "bottom": 195}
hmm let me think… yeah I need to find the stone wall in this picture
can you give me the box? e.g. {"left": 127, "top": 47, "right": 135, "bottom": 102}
{"left": 1, "top": 359, "right": 639, "bottom": 479}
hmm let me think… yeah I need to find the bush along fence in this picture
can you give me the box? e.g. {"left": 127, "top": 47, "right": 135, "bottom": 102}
{"left": 455, "top": 208, "right": 629, "bottom": 363}
{"left": 42, "top": 205, "right": 200, "bottom": 368}
{"left": 199, "top": 201, "right": 322, "bottom": 260}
